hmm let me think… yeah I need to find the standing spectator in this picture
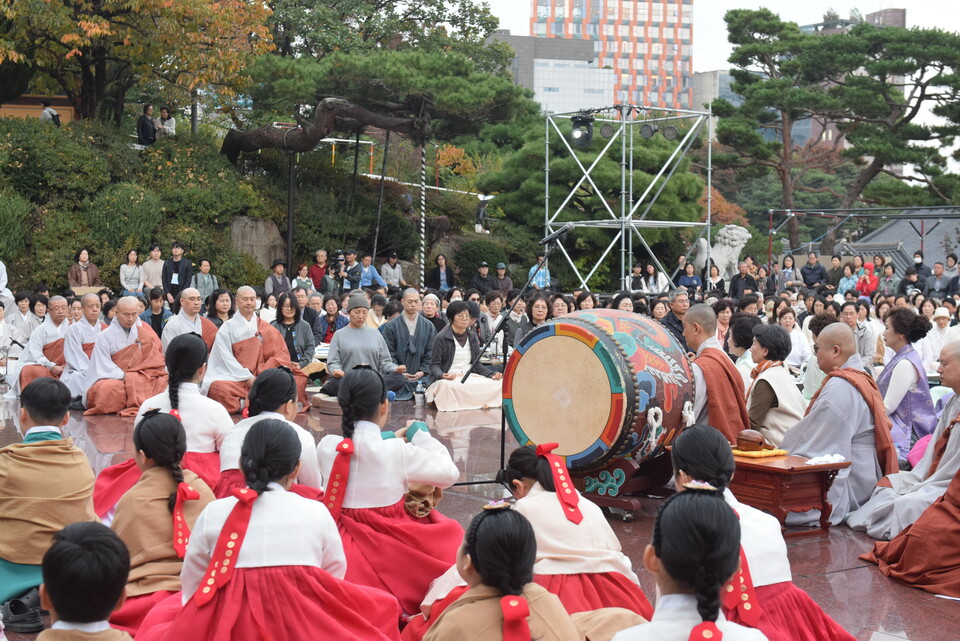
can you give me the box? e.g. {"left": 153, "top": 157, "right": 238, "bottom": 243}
{"left": 140, "top": 287, "right": 172, "bottom": 337}
{"left": 190, "top": 258, "right": 219, "bottom": 310}
{"left": 292, "top": 263, "right": 314, "bottom": 292}
{"left": 118, "top": 249, "right": 144, "bottom": 296}
{"left": 469, "top": 261, "right": 497, "bottom": 294}
{"left": 358, "top": 253, "right": 387, "bottom": 289}
{"left": 661, "top": 289, "right": 690, "bottom": 352}
{"left": 155, "top": 106, "right": 176, "bottom": 137}
{"left": 264, "top": 259, "right": 291, "bottom": 296}
{"left": 492, "top": 262, "right": 513, "bottom": 294}
{"left": 161, "top": 241, "right": 192, "bottom": 313}
{"left": 727, "top": 262, "right": 757, "bottom": 301}
{"left": 425, "top": 254, "right": 456, "bottom": 293}
{"left": 67, "top": 248, "right": 103, "bottom": 289}
{"left": 142, "top": 243, "right": 163, "bottom": 290}
{"left": 913, "top": 250, "right": 932, "bottom": 281}
{"left": 528, "top": 252, "right": 551, "bottom": 290}
{"left": 800, "top": 252, "right": 827, "bottom": 291}
{"left": 337, "top": 249, "right": 362, "bottom": 291}
{"left": 308, "top": 249, "right": 329, "bottom": 289}
{"left": 629, "top": 263, "right": 645, "bottom": 292}
{"left": 136, "top": 104, "right": 157, "bottom": 146}
{"left": 380, "top": 251, "right": 407, "bottom": 294}
{"left": 39, "top": 99, "right": 60, "bottom": 126}
{"left": 271, "top": 292, "right": 315, "bottom": 368}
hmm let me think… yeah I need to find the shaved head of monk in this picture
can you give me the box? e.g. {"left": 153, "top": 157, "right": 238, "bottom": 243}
{"left": 47, "top": 296, "right": 69, "bottom": 324}
{"left": 235, "top": 286, "right": 257, "bottom": 318}
{"left": 179, "top": 287, "right": 203, "bottom": 317}
{"left": 938, "top": 341, "right": 960, "bottom": 392}
{"left": 81, "top": 293, "right": 101, "bottom": 324}
{"left": 814, "top": 323, "right": 856, "bottom": 373}
{"left": 115, "top": 296, "right": 141, "bottom": 329}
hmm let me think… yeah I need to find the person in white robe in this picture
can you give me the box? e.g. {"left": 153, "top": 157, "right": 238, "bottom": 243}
{"left": 200, "top": 287, "right": 262, "bottom": 395}
{"left": 918, "top": 307, "right": 952, "bottom": 371}
{"left": 61, "top": 293, "right": 105, "bottom": 399}
{"left": 6, "top": 296, "right": 70, "bottom": 396}
{"left": 134, "top": 383, "right": 233, "bottom": 456}
{"left": 781, "top": 324, "right": 894, "bottom": 527}
{"left": 6, "top": 295, "right": 37, "bottom": 359}
{"left": 0, "top": 260, "right": 14, "bottom": 315}
{"left": 220, "top": 411, "right": 321, "bottom": 490}
{"left": 161, "top": 287, "right": 216, "bottom": 353}
{"left": 847, "top": 342, "right": 960, "bottom": 539}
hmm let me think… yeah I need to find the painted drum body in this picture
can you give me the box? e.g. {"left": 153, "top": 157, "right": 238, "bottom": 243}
{"left": 503, "top": 309, "right": 695, "bottom": 472}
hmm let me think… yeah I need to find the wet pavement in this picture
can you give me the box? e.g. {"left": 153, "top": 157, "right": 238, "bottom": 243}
{"left": 1, "top": 392, "right": 955, "bottom": 640}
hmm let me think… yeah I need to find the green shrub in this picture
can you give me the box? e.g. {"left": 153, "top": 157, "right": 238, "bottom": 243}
{"left": 454, "top": 239, "right": 506, "bottom": 278}
{"left": 0, "top": 188, "right": 32, "bottom": 259}
{"left": 84, "top": 183, "right": 161, "bottom": 250}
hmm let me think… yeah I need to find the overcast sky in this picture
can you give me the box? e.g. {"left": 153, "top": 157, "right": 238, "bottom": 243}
{"left": 486, "top": 1, "right": 960, "bottom": 72}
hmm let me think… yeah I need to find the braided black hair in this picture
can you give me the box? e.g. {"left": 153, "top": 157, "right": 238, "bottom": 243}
{"left": 134, "top": 409, "right": 187, "bottom": 512}
{"left": 670, "top": 425, "right": 736, "bottom": 491}
{"left": 248, "top": 367, "right": 297, "bottom": 416}
{"left": 464, "top": 508, "right": 536, "bottom": 596}
{"left": 337, "top": 364, "right": 386, "bottom": 439}
{"left": 239, "top": 418, "right": 302, "bottom": 495}
{"left": 652, "top": 489, "right": 740, "bottom": 623}
{"left": 165, "top": 333, "right": 208, "bottom": 411}
{"left": 502, "top": 445, "right": 556, "bottom": 492}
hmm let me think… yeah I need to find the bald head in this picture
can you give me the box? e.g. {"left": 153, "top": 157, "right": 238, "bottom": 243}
{"left": 681, "top": 304, "right": 717, "bottom": 352}
{"left": 115, "top": 296, "right": 141, "bottom": 329}
{"left": 815, "top": 323, "right": 856, "bottom": 373}
{"left": 235, "top": 286, "right": 257, "bottom": 318}
{"left": 47, "top": 296, "right": 69, "bottom": 324}
{"left": 179, "top": 287, "right": 202, "bottom": 317}
{"left": 80, "top": 293, "right": 101, "bottom": 324}
{"left": 939, "top": 340, "right": 960, "bottom": 393}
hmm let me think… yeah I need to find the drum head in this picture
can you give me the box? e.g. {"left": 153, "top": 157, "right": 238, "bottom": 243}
{"left": 504, "top": 322, "right": 629, "bottom": 470}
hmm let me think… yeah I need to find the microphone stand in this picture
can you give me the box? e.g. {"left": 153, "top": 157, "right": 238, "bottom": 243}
{"left": 453, "top": 245, "right": 556, "bottom": 489}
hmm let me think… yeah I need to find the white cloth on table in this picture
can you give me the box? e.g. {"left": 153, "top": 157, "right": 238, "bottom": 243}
{"left": 317, "top": 420, "right": 459, "bottom": 509}
{"left": 847, "top": 393, "right": 960, "bottom": 539}
{"left": 200, "top": 313, "right": 261, "bottom": 393}
{"left": 61, "top": 318, "right": 104, "bottom": 397}
{"left": 179, "top": 482, "right": 345, "bottom": 603}
{"left": 220, "top": 411, "right": 322, "bottom": 490}
{"left": 781, "top": 354, "right": 883, "bottom": 526}
{"left": 134, "top": 383, "right": 233, "bottom": 453}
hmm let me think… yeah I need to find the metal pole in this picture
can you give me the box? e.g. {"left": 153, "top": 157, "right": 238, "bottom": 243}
{"left": 286, "top": 152, "right": 296, "bottom": 270}
{"left": 372, "top": 131, "right": 391, "bottom": 259}
{"left": 419, "top": 142, "right": 427, "bottom": 289}
{"left": 705, "top": 104, "right": 713, "bottom": 273}
{"left": 620, "top": 105, "right": 628, "bottom": 290}
{"left": 768, "top": 209, "right": 774, "bottom": 273}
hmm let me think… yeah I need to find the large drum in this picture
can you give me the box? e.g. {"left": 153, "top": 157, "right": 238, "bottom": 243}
{"left": 503, "top": 309, "right": 695, "bottom": 472}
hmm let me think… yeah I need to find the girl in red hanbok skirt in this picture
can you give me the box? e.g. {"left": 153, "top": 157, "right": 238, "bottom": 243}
{"left": 138, "top": 418, "right": 401, "bottom": 641}
{"left": 94, "top": 334, "right": 231, "bottom": 520}
{"left": 214, "top": 366, "right": 323, "bottom": 500}
{"left": 403, "top": 445, "right": 653, "bottom": 641}
{"left": 318, "top": 364, "right": 463, "bottom": 615}
{"left": 671, "top": 425, "right": 856, "bottom": 641}
{"left": 109, "top": 410, "right": 216, "bottom": 635}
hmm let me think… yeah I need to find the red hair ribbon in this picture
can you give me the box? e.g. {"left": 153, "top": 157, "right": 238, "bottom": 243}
{"left": 721, "top": 547, "right": 761, "bottom": 626}
{"left": 325, "top": 438, "right": 354, "bottom": 520}
{"left": 169, "top": 409, "right": 182, "bottom": 421}
{"left": 193, "top": 487, "right": 257, "bottom": 606}
{"left": 172, "top": 482, "right": 201, "bottom": 558}
{"left": 500, "top": 595, "right": 531, "bottom": 641}
{"left": 689, "top": 621, "right": 722, "bottom": 641}
{"left": 535, "top": 442, "right": 582, "bottom": 524}
{"left": 241, "top": 406, "right": 250, "bottom": 419}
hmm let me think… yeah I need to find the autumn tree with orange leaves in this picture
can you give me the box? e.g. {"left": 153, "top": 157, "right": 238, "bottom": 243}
{"left": 0, "top": 0, "right": 273, "bottom": 121}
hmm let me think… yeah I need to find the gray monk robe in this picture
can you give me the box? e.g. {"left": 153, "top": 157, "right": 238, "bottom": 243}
{"left": 848, "top": 393, "right": 960, "bottom": 540}
{"left": 380, "top": 313, "right": 436, "bottom": 400}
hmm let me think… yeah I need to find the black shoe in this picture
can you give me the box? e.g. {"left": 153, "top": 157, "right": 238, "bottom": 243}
{"left": 69, "top": 396, "right": 85, "bottom": 411}
{"left": 1, "top": 594, "right": 44, "bottom": 632}
{"left": 17, "top": 586, "right": 48, "bottom": 616}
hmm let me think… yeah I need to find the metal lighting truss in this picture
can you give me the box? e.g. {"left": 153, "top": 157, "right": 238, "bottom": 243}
{"left": 544, "top": 104, "right": 712, "bottom": 291}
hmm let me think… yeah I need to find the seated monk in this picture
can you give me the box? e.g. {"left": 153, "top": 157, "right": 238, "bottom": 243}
{"left": 862, "top": 460, "right": 960, "bottom": 598}
{"left": 61, "top": 293, "right": 107, "bottom": 402}
{"left": 781, "top": 324, "right": 899, "bottom": 527}
{"left": 0, "top": 379, "right": 97, "bottom": 604}
{"left": 201, "top": 285, "right": 307, "bottom": 414}
{"left": 161, "top": 287, "right": 218, "bottom": 354}
{"left": 848, "top": 341, "right": 960, "bottom": 540}
{"left": 10, "top": 295, "right": 70, "bottom": 396}
{"left": 83, "top": 297, "right": 169, "bottom": 417}
{"left": 684, "top": 303, "right": 749, "bottom": 443}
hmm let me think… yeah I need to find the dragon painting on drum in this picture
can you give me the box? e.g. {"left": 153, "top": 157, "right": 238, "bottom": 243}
{"left": 503, "top": 310, "right": 696, "bottom": 480}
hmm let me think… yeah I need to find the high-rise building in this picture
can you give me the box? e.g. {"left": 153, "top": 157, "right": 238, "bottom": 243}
{"left": 528, "top": 0, "right": 694, "bottom": 110}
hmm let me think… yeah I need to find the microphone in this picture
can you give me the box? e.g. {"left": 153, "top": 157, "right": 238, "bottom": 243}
{"left": 538, "top": 222, "right": 575, "bottom": 246}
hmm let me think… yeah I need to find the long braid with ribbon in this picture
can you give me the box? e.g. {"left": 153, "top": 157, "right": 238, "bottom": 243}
{"left": 535, "top": 443, "right": 582, "bottom": 524}
{"left": 192, "top": 487, "right": 257, "bottom": 606}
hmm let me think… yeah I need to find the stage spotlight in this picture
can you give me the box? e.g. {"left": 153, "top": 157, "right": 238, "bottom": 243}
{"left": 571, "top": 115, "right": 594, "bottom": 146}
{"left": 599, "top": 122, "right": 616, "bottom": 138}
{"left": 662, "top": 125, "right": 679, "bottom": 141}
{"left": 640, "top": 123, "right": 658, "bottom": 139}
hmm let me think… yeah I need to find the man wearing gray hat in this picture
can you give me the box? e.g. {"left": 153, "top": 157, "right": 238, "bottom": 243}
{"left": 264, "top": 259, "right": 291, "bottom": 295}
{"left": 320, "top": 292, "right": 407, "bottom": 396}
{"left": 493, "top": 262, "right": 512, "bottom": 293}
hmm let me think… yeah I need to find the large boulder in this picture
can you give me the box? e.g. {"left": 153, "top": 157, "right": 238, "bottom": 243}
{"left": 230, "top": 216, "right": 285, "bottom": 268}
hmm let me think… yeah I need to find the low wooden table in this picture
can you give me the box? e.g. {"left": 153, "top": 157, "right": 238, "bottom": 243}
{"left": 729, "top": 454, "right": 851, "bottom": 538}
